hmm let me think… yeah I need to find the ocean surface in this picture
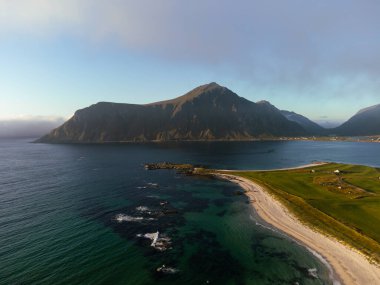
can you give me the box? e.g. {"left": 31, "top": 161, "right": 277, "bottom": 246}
{"left": 1, "top": 139, "right": 380, "bottom": 285}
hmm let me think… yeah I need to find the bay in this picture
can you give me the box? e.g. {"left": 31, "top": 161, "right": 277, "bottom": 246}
{"left": 1, "top": 139, "right": 379, "bottom": 285}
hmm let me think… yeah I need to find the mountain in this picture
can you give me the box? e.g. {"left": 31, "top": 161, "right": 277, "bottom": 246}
{"left": 280, "top": 110, "right": 326, "bottom": 135}
{"left": 36, "top": 83, "right": 308, "bottom": 143}
{"left": 333, "top": 104, "right": 380, "bottom": 136}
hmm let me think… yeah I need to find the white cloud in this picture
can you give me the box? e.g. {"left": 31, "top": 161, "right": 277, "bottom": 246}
{"left": 1, "top": 0, "right": 380, "bottom": 97}
{"left": 0, "top": 115, "right": 65, "bottom": 138}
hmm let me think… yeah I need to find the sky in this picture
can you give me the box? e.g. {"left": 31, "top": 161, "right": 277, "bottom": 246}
{"left": 1, "top": 0, "right": 380, "bottom": 128}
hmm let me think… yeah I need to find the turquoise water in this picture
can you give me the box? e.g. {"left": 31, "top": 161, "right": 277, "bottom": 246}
{"left": 1, "top": 139, "right": 379, "bottom": 284}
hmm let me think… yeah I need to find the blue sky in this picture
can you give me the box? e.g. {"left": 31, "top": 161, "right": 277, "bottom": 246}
{"left": 1, "top": 0, "right": 379, "bottom": 126}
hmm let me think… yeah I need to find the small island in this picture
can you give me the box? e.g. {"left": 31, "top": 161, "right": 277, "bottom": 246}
{"left": 144, "top": 162, "right": 195, "bottom": 171}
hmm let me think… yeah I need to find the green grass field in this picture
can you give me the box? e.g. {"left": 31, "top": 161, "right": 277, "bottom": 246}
{"left": 227, "top": 163, "right": 380, "bottom": 262}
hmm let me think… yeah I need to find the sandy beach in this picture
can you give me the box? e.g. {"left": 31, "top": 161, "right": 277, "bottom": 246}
{"left": 216, "top": 172, "right": 380, "bottom": 285}
{"left": 219, "top": 162, "right": 327, "bottom": 172}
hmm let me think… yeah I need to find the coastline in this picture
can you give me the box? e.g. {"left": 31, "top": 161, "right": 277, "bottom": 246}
{"left": 219, "top": 162, "right": 327, "bottom": 172}
{"left": 34, "top": 135, "right": 380, "bottom": 144}
{"left": 215, "top": 171, "right": 380, "bottom": 285}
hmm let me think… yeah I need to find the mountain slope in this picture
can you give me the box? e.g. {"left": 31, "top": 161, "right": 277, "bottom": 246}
{"left": 37, "top": 83, "right": 307, "bottom": 143}
{"left": 280, "top": 110, "right": 326, "bottom": 135}
{"left": 333, "top": 104, "right": 380, "bottom": 136}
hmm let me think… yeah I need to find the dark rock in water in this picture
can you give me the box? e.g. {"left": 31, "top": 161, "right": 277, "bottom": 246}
{"left": 162, "top": 209, "right": 179, "bottom": 215}
{"left": 159, "top": 201, "right": 179, "bottom": 215}
{"left": 144, "top": 162, "right": 194, "bottom": 171}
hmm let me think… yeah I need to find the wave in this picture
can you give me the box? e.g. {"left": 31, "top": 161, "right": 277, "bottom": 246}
{"left": 308, "top": 268, "right": 318, "bottom": 278}
{"left": 304, "top": 247, "right": 341, "bottom": 285}
{"left": 136, "top": 206, "right": 151, "bottom": 212}
{"left": 249, "top": 215, "right": 341, "bottom": 285}
{"left": 137, "top": 182, "right": 159, "bottom": 189}
{"left": 137, "top": 231, "right": 172, "bottom": 251}
{"left": 114, "top": 214, "right": 155, "bottom": 223}
{"left": 249, "top": 214, "right": 282, "bottom": 234}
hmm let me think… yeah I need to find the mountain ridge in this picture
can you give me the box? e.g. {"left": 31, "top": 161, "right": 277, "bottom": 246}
{"left": 37, "top": 83, "right": 307, "bottom": 143}
{"left": 36, "top": 83, "right": 380, "bottom": 143}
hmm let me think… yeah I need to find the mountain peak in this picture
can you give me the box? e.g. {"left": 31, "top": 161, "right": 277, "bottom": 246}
{"left": 148, "top": 82, "right": 235, "bottom": 106}
{"left": 204, "top": 81, "right": 221, "bottom": 88}
{"left": 183, "top": 82, "right": 225, "bottom": 97}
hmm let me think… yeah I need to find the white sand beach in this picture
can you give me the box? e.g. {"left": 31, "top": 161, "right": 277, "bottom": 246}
{"left": 216, "top": 173, "right": 380, "bottom": 285}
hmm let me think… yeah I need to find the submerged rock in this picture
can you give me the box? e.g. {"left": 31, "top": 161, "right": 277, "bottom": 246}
{"left": 156, "top": 264, "right": 179, "bottom": 274}
{"left": 137, "top": 231, "right": 172, "bottom": 251}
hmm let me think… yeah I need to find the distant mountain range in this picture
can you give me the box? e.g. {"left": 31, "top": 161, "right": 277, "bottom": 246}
{"left": 0, "top": 117, "right": 65, "bottom": 139}
{"left": 36, "top": 83, "right": 380, "bottom": 143}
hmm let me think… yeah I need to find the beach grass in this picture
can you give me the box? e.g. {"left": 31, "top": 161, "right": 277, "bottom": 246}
{"left": 226, "top": 163, "right": 380, "bottom": 262}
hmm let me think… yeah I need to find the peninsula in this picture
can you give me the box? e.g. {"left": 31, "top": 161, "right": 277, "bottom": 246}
{"left": 144, "top": 161, "right": 380, "bottom": 283}
{"left": 212, "top": 163, "right": 380, "bottom": 284}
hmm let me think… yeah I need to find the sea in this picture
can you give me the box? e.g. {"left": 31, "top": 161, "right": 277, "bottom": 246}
{"left": 1, "top": 139, "right": 380, "bottom": 285}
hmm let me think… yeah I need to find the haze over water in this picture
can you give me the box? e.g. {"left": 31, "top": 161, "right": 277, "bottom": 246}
{"left": 1, "top": 139, "right": 379, "bottom": 284}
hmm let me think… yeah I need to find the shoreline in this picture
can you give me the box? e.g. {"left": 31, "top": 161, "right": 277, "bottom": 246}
{"left": 215, "top": 172, "right": 380, "bottom": 285}
{"left": 33, "top": 136, "right": 380, "bottom": 144}
{"left": 219, "top": 162, "right": 327, "bottom": 172}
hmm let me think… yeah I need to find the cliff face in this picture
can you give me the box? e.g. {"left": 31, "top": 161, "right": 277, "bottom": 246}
{"left": 37, "top": 83, "right": 308, "bottom": 143}
{"left": 333, "top": 104, "right": 380, "bottom": 136}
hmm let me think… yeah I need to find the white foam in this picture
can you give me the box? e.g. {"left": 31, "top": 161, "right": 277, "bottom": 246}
{"left": 115, "top": 214, "right": 144, "bottom": 222}
{"left": 156, "top": 264, "right": 179, "bottom": 274}
{"left": 140, "top": 231, "right": 159, "bottom": 246}
{"left": 249, "top": 214, "right": 341, "bottom": 285}
{"left": 137, "top": 231, "right": 172, "bottom": 251}
{"left": 250, "top": 214, "right": 282, "bottom": 234}
{"left": 308, "top": 268, "right": 318, "bottom": 278}
{"left": 115, "top": 212, "right": 157, "bottom": 222}
{"left": 136, "top": 206, "right": 151, "bottom": 212}
{"left": 304, "top": 247, "right": 342, "bottom": 285}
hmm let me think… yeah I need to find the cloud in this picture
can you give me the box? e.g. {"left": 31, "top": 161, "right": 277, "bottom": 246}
{"left": 0, "top": 116, "right": 65, "bottom": 138}
{"left": 1, "top": 0, "right": 380, "bottom": 97}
